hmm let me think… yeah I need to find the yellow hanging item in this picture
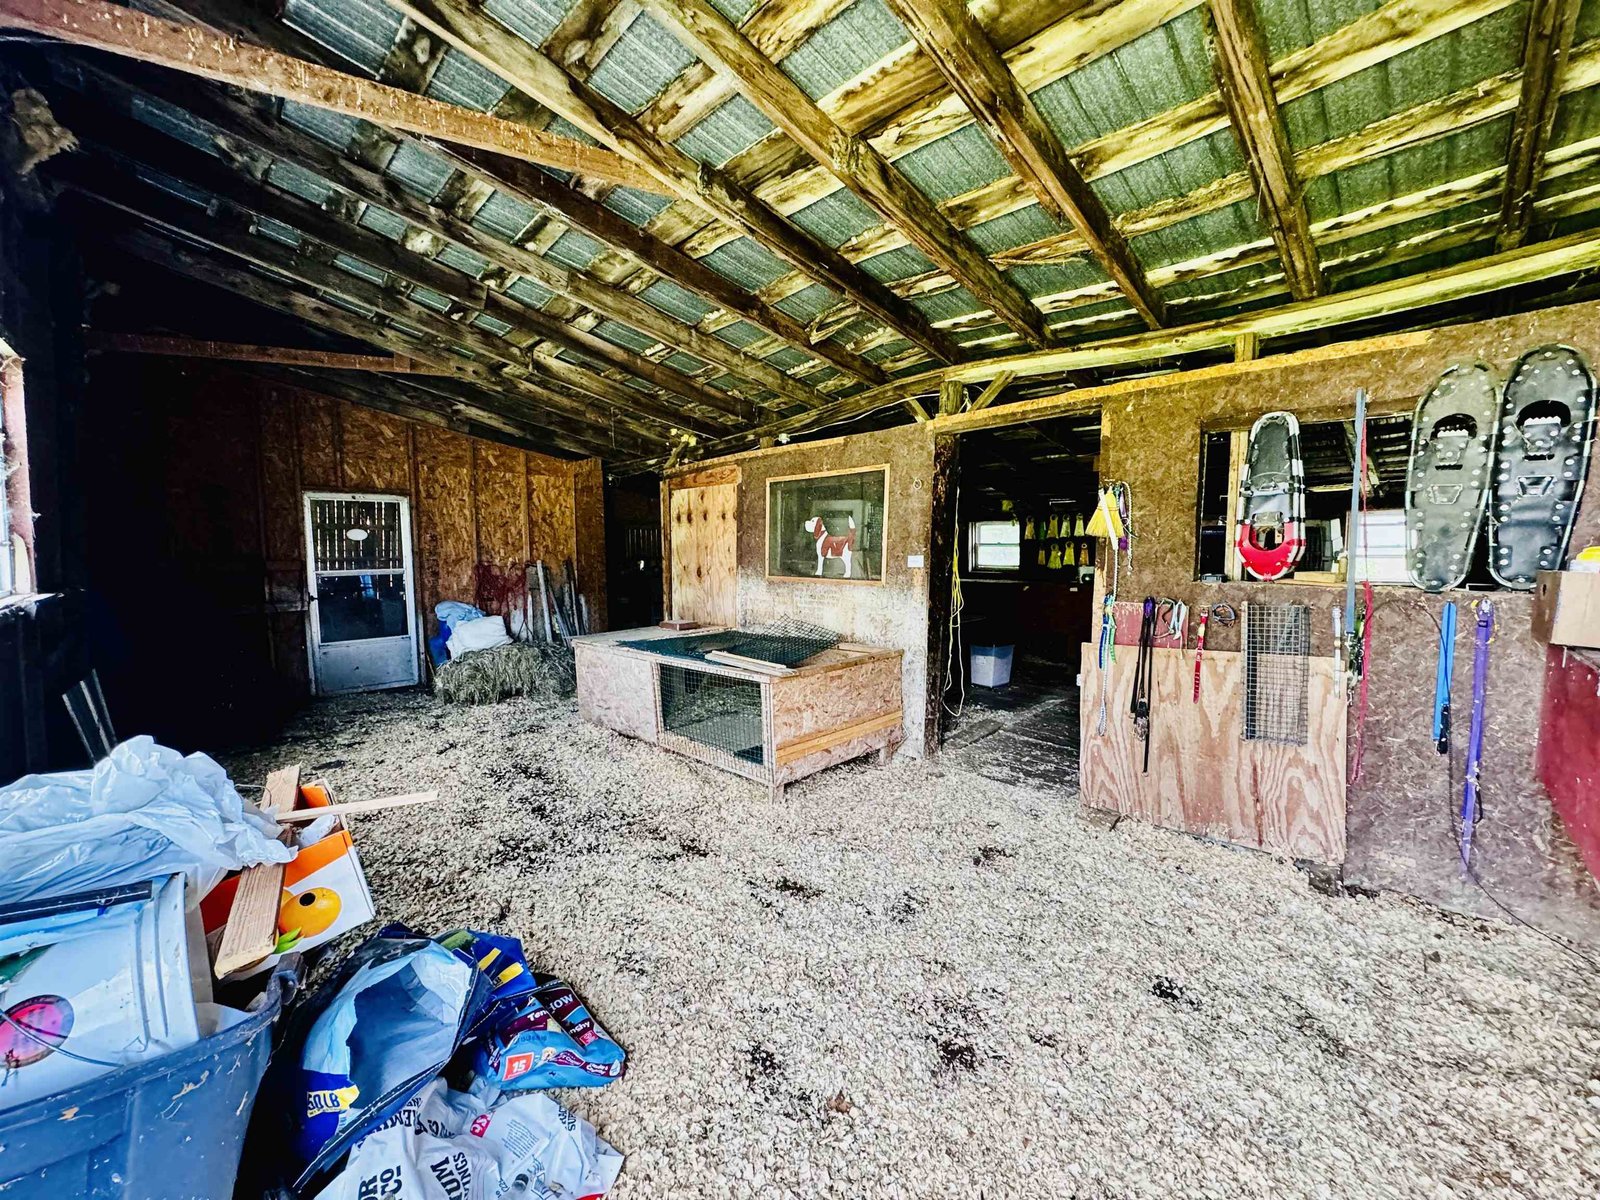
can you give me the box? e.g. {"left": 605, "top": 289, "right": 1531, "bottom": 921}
{"left": 1086, "top": 488, "right": 1124, "bottom": 541}
{"left": 1047, "top": 543, "right": 1063, "bottom": 569}
{"left": 1063, "top": 542, "right": 1076, "bottom": 566}
{"left": 1037, "top": 544, "right": 1047, "bottom": 567}
{"left": 1023, "top": 517, "right": 1036, "bottom": 540}
{"left": 1073, "top": 513, "right": 1086, "bottom": 537}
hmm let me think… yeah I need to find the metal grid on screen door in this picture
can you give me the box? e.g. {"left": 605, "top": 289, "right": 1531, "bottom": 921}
{"left": 1243, "top": 603, "right": 1311, "bottom": 745}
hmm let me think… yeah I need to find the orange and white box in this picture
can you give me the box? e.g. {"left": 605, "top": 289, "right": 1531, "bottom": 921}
{"left": 200, "top": 783, "right": 377, "bottom": 979}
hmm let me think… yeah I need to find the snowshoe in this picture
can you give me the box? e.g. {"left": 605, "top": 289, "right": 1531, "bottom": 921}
{"left": 1405, "top": 362, "right": 1499, "bottom": 592}
{"left": 1235, "top": 412, "right": 1305, "bottom": 581}
{"left": 1489, "top": 345, "right": 1597, "bottom": 588}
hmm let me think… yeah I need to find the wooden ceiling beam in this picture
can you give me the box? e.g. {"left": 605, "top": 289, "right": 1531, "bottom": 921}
{"left": 435, "top": 144, "right": 887, "bottom": 385}
{"left": 881, "top": 0, "right": 1164, "bottom": 329}
{"left": 66, "top": 62, "right": 828, "bottom": 414}
{"left": 729, "top": 225, "right": 1600, "bottom": 444}
{"left": 73, "top": 189, "right": 672, "bottom": 452}
{"left": 1204, "top": 0, "right": 1324, "bottom": 300}
{"left": 1499, "top": 0, "right": 1582, "bottom": 250}
{"left": 674, "top": 0, "right": 1507, "bottom": 292}
{"left": 144, "top": 0, "right": 884, "bottom": 388}
{"left": 637, "top": 0, "right": 1052, "bottom": 347}
{"left": 385, "top": 0, "right": 957, "bottom": 362}
{"left": 95, "top": 232, "right": 639, "bottom": 458}
{"left": 48, "top": 90, "right": 746, "bottom": 431}
{"left": 85, "top": 332, "right": 466, "bottom": 376}
{"left": 0, "top": 0, "right": 657, "bottom": 190}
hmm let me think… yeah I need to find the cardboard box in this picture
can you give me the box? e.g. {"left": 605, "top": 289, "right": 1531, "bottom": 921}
{"left": 200, "top": 783, "right": 376, "bottom": 979}
{"left": 1532, "top": 570, "right": 1600, "bottom": 649}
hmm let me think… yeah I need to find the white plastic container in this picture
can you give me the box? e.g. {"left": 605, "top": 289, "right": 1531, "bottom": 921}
{"left": 0, "top": 874, "right": 199, "bottom": 1110}
{"left": 970, "top": 644, "right": 1014, "bottom": 688}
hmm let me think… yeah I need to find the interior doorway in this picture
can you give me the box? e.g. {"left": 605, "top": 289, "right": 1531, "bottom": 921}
{"left": 937, "top": 413, "right": 1101, "bottom": 791}
{"left": 303, "top": 492, "right": 420, "bottom": 695}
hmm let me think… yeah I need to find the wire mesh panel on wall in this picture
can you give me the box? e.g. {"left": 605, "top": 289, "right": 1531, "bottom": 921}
{"left": 1243, "top": 603, "right": 1311, "bottom": 745}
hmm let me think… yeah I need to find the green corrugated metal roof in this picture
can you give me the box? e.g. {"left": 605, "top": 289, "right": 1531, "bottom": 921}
{"left": 781, "top": 0, "right": 904, "bottom": 101}
{"left": 674, "top": 95, "right": 775, "bottom": 167}
{"left": 586, "top": 15, "right": 699, "bottom": 114}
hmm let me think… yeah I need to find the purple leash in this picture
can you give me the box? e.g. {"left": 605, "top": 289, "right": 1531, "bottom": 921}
{"left": 1459, "top": 601, "right": 1494, "bottom": 869}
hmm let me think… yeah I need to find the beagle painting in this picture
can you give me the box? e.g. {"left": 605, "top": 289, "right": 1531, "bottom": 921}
{"left": 804, "top": 514, "right": 856, "bottom": 578}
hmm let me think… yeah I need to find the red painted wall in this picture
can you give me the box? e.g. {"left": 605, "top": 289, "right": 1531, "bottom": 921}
{"left": 1538, "top": 645, "right": 1600, "bottom": 884}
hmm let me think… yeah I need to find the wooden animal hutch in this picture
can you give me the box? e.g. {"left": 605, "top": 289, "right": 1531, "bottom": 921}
{"left": 574, "top": 627, "right": 903, "bottom": 798}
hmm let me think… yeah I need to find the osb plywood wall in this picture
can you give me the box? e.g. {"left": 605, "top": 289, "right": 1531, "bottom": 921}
{"left": 674, "top": 425, "right": 939, "bottom": 755}
{"left": 121, "top": 364, "right": 604, "bottom": 698}
{"left": 1088, "top": 300, "right": 1600, "bottom": 944}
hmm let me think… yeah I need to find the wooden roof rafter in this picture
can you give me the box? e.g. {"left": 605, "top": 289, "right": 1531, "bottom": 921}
{"left": 1498, "top": 0, "right": 1583, "bottom": 250}
{"left": 638, "top": 0, "right": 1055, "bottom": 349}
{"left": 880, "top": 0, "right": 1165, "bottom": 329}
{"left": 386, "top": 0, "right": 960, "bottom": 363}
{"left": 1203, "top": 0, "right": 1323, "bottom": 300}
{"left": 90, "top": 1, "right": 890, "bottom": 399}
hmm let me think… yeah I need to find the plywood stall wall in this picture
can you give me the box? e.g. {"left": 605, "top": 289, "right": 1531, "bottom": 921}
{"left": 666, "top": 467, "right": 738, "bottom": 626}
{"left": 668, "top": 425, "right": 938, "bottom": 755}
{"left": 1075, "top": 299, "right": 1600, "bottom": 944}
{"left": 81, "top": 361, "right": 603, "bottom": 744}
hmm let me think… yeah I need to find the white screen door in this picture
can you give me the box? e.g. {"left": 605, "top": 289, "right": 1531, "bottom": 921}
{"left": 304, "top": 493, "right": 420, "bottom": 694}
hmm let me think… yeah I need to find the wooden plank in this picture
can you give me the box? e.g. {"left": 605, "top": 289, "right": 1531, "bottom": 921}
{"left": 84, "top": 332, "right": 463, "bottom": 375}
{"left": 667, "top": 464, "right": 741, "bottom": 490}
{"left": 276, "top": 790, "right": 436, "bottom": 822}
{"left": 0, "top": 0, "right": 658, "bottom": 191}
{"left": 769, "top": 652, "right": 903, "bottom": 754}
{"left": 882, "top": 0, "right": 1165, "bottom": 328}
{"left": 967, "top": 371, "right": 1016, "bottom": 413}
{"left": 774, "top": 708, "right": 902, "bottom": 765}
{"left": 1498, "top": 0, "right": 1582, "bottom": 249}
{"left": 638, "top": 0, "right": 1053, "bottom": 348}
{"left": 706, "top": 649, "right": 796, "bottom": 675}
{"left": 387, "top": 0, "right": 957, "bottom": 363}
{"left": 1205, "top": 0, "right": 1324, "bottom": 299}
{"left": 1078, "top": 646, "right": 1345, "bottom": 863}
{"left": 213, "top": 764, "right": 299, "bottom": 977}
{"left": 669, "top": 481, "right": 738, "bottom": 625}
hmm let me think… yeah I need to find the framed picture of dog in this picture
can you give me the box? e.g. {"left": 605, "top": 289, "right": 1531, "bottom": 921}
{"left": 766, "top": 466, "right": 888, "bottom": 583}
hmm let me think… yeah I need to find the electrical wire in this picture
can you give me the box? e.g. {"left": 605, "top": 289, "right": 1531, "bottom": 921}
{"left": 943, "top": 486, "right": 966, "bottom": 721}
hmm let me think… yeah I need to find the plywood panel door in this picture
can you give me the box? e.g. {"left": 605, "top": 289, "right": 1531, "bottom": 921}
{"left": 670, "top": 483, "right": 737, "bottom": 625}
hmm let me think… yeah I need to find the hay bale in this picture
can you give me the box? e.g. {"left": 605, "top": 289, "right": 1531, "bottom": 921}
{"left": 434, "top": 641, "right": 576, "bottom": 705}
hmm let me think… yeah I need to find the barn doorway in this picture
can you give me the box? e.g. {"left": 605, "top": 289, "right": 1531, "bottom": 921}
{"left": 937, "top": 413, "right": 1101, "bottom": 791}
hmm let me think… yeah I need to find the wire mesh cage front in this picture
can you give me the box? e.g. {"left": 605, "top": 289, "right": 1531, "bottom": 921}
{"left": 1243, "top": 603, "right": 1311, "bottom": 745}
{"left": 658, "top": 665, "right": 766, "bottom": 766}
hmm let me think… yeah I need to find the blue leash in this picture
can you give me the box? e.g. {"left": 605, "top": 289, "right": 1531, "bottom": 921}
{"left": 1432, "top": 601, "right": 1456, "bottom": 754}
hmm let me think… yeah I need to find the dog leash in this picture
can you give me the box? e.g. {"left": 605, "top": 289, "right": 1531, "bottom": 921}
{"left": 1131, "top": 597, "right": 1156, "bottom": 773}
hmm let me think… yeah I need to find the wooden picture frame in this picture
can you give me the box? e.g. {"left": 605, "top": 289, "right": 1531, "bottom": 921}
{"left": 766, "top": 465, "right": 889, "bottom": 584}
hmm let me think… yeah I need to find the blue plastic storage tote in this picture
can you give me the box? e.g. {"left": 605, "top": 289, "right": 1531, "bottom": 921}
{"left": 0, "top": 962, "right": 296, "bottom": 1200}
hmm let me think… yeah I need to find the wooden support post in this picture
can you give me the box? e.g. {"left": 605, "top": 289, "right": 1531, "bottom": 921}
{"left": 1233, "top": 332, "right": 1260, "bottom": 362}
{"left": 939, "top": 378, "right": 965, "bottom": 416}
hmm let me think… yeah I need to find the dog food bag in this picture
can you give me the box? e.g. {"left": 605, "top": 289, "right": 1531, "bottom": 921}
{"left": 313, "top": 1079, "right": 622, "bottom": 1200}
{"left": 474, "top": 977, "right": 625, "bottom": 1091}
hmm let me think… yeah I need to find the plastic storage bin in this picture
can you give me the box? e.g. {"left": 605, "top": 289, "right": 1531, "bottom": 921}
{"left": 971, "top": 644, "right": 1014, "bottom": 688}
{"left": 0, "top": 961, "right": 296, "bottom": 1200}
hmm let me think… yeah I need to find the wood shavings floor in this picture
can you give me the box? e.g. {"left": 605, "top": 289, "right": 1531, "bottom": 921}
{"left": 227, "top": 692, "right": 1600, "bottom": 1200}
